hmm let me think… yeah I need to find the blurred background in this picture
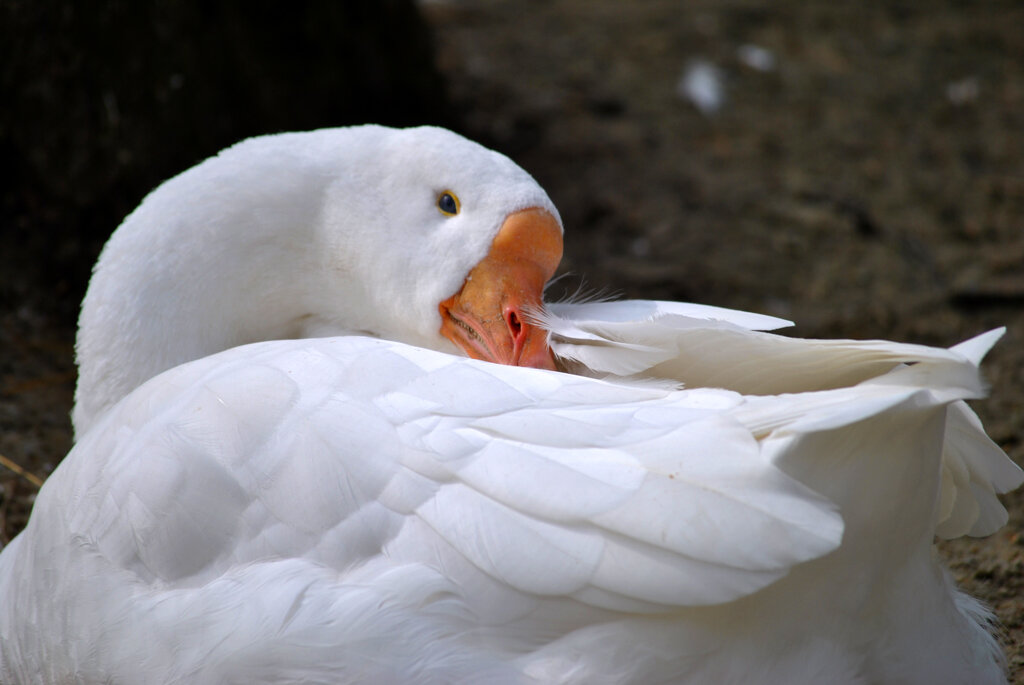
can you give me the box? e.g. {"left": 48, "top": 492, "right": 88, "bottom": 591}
{"left": 2, "top": 0, "right": 1022, "bottom": 676}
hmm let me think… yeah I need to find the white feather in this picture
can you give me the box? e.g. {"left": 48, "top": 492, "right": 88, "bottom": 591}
{"left": 0, "top": 126, "right": 1016, "bottom": 684}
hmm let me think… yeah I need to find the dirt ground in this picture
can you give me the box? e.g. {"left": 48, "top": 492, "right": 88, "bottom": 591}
{"left": 2, "top": 0, "right": 1023, "bottom": 679}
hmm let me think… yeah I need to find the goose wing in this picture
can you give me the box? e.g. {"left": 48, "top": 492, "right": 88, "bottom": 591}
{"left": 545, "top": 300, "right": 1022, "bottom": 539}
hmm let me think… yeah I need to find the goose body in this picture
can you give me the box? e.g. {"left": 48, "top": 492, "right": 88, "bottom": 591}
{"left": 0, "top": 126, "right": 1019, "bottom": 684}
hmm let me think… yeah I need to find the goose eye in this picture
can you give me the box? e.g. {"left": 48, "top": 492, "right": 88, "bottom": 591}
{"left": 438, "top": 191, "right": 460, "bottom": 216}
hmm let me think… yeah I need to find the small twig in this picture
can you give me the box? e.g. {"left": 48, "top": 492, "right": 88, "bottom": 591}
{"left": 0, "top": 477, "right": 11, "bottom": 546}
{"left": 0, "top": 453, "right": 45, "bottom": 489}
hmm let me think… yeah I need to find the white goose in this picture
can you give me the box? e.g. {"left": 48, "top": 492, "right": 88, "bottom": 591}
{"left": 0, "top": 125, "right": 1019, "bottom": 684}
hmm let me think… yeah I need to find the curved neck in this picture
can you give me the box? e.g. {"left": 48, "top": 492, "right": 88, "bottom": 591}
{"left": 72, "top": 146, "right": 339, "bottom": 438}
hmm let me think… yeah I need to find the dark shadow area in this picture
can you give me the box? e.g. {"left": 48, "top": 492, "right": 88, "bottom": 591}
{"left": 1, "top": 0, "right": 453, "bottom": 319}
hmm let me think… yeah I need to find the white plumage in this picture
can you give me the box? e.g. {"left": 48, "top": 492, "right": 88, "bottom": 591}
{"left": 0, "top": 125, "right": 1018, "bottom": 684}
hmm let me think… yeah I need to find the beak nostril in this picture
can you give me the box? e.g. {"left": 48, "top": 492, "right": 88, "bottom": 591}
{"left": 507, "top": 309, "right": 523, "bottom": 340}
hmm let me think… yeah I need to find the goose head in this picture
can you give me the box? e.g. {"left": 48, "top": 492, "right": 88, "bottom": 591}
{"left": 73, "top": 125, "right": 563, "bottom": 437}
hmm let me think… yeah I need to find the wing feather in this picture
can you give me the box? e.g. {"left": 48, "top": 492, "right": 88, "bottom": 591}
{"left": 36, "top": 336, "right": 845, "bottom": 617}
{"left": 544, "top": 299, "right": 1021, "bottom": 541}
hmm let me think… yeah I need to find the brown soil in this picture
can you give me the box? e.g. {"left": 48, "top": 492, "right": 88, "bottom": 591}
{"left": 2, "top": 0, "right": 1023, "bottom": 679}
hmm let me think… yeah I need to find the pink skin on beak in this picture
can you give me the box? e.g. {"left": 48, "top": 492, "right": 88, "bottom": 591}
{"left": 439, "top": 208, "right": 563, "bottom": 370}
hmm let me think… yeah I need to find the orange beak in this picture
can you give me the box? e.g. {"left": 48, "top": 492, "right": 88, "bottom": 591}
{"left": 439, "top": 207, "right": 563, "bottom": 370}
